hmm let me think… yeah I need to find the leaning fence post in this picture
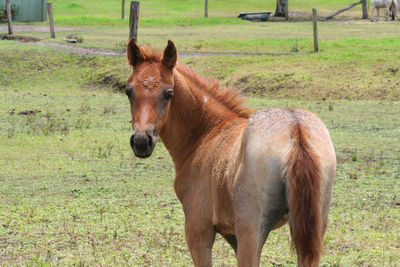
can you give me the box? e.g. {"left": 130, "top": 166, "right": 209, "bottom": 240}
{"left": 47, "top": 2, "right": 55, "bottom": 38}
{"left": 122, "top": 0, "right": 125, "bottom": 19}
{"left": 312, "top": 8, "right": 319, "bottom": 52}
{"left": 129, "top": 1, "right": 140, "bottom": 40}
{"left": 205, "top": 0, "right": 208, "bottom": 18}
{"left": 6, "top": 0, "right": 13, "bottom": 35}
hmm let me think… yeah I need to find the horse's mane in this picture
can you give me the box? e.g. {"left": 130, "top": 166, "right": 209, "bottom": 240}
{"left": 138, "top": 46, "right": 254, "bottom": 118}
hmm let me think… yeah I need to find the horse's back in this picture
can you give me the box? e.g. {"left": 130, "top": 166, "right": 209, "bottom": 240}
{"left": 242, "top": 107, "right": 335, "bottom": 180}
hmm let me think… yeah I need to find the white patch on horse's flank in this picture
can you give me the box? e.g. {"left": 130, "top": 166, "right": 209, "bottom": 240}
{"left": 201, "top": 96, "right": 208, "bottom": 110}
{"left": 198, "top": 96, "right": 208, "bottom": 121}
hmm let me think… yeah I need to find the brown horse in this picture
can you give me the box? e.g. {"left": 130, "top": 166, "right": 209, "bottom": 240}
{"left": 125, "top": 38, "right": 336, "bottom": 267}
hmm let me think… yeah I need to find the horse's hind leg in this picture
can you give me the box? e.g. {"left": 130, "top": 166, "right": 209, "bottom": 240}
{"left": 235, "top": 206, "right": 287, "bottom": 267}
{"left": 235, "top": 215, "right": 265, "bottom": 266}
{"left": 233, "top": 169, "right": 287, "bottom": 266}
{"left": 385, "top": 7, "right": 390, "bottom": 20}
{"left": 391, "top": 5, "right": 397, "bottom": 20}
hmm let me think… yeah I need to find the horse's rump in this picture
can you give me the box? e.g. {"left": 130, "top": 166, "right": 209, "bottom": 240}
{"left": 238, "top": 107, "right": 335, "bottom": 266}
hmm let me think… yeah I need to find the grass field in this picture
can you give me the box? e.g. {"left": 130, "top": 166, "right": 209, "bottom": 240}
{"left": 47, "top": 0, "right": 371, "bottom": 26}
{"left": 0, "top": 39, "right": 399, "bottom": 266}
{"left": 6, "top": 0, "right": 400, "bottom": 102}
{"left": 1, "top": 0, "right": 400, "bottom": 265}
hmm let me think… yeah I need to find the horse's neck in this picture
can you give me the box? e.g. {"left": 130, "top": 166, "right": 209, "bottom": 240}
{"left": 159, "top": 70, "right": 238, "bottom": 168}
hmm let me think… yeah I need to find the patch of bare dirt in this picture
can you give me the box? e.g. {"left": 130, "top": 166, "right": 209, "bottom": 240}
{"left": 0, "top": 25, "right": 81, "bottom": 32}
{"left": 8, "top": 109, "right": 41, "bottom": 115}
{"left": 0, "top": 34, "right": 40, "bottom": 42}
{"left": 26, "top": 42, "right": 123, "bottom": 56}
{"left": 23, "top": 41, "right": 289, "bottom": 58}
{"left": 97, "top": 73, "right": 126, "bottom": 91}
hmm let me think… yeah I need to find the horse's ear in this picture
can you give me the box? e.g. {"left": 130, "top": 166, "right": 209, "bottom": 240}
{"left": 162, "top": 40, "right": 177, "bottom": 69}
{"left": 127, "top": 38, "right": 144, "bottom": 67}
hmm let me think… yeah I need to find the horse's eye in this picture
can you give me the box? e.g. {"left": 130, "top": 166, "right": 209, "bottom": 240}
{"left": 125, "top": 87, "right": 134, "bottom": 99}
{"left": 164, "top": 89, "right": 174, "bottom": 100}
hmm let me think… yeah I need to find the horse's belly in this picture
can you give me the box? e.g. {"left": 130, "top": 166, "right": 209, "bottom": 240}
{"left": 212, "top": 186, "right": 236, "bottom": 235}
{"left": 214, "top": 221, "right": 235, "bottom": 235}
{"left": 372, "top": 0, "right": 391, "bottom": 7}
{"left": 272, "top": 213, "right": 288, "bottom": 230}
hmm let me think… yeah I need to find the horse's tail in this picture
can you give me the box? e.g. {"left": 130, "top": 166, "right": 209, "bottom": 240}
{"left": 286, "top": 123, "right": 322, "bottom": 266}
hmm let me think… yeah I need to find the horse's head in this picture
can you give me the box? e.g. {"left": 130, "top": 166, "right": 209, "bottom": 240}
{"left": 125, "top": 38, "right": 177, "bottom": 158}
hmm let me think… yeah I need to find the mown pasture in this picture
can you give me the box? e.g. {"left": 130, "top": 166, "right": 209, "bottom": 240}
{"left": 1, "top": 0, "right": 400, "bottom": 265}
{"left": 48, "top": 0, "right": 374, "bottom": 26}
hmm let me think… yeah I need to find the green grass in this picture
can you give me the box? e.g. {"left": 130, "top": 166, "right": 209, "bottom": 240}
{"left": 0, "top": 40, "right": 399, "bottom": 266}
{"left": 12, "top": 34, "right": 400, "bottom": 102}
{"left": 46, "top": 0, "right": 372, "bottom": 26}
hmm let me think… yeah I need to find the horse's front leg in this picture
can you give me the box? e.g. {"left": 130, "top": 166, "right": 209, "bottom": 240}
{"left": 370, "top": 7, "right": 376, "bottom": 21}
{"left": 385, "top": 7, "right": 390, "bottom": 20}
{"left": 185, "top": 216, "right": 216, "bottom": 267}
{"left": 377, "top": 8, "right": 380, "bottom": 21}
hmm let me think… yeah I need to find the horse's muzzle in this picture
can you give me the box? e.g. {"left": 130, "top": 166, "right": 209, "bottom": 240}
{"left": 130, "top": 132, "right": 156, "bottom": 158}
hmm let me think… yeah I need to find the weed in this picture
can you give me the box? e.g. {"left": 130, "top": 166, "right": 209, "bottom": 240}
{"left": 115, "top": 42, "right": 127, "bottom": 52}
{"left": 92, "top": 142, "right": 114, "bottom": 158}
{"left": 25, "top": 255, "right": 50, "bottom": 267}
{"left": 351, "top": 152, "right": 359, "bottom": 162}
{"left": 103, "top": 105, "right": 116, "bottom": 115}
{"left": 289, "top": 39, "right": 299, "bottom": 53}
{"left": 75, "top": 117, "right": 91, "bottom": 130}
{"left": 67, "top": 3, "right": 82, "bottom": 9}
{"left": 6, "top": 124, "right": 15, "bottom": 139}
{"left": 193, "top": 42, "right": 203, "bottom": 50}
{"left": 79, "top": 101, "right": 91, "bottom": 113}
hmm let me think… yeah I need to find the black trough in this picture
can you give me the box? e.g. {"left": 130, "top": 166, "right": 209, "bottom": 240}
{"left": 238, "top": 12, "right": 272, "bottom": 22}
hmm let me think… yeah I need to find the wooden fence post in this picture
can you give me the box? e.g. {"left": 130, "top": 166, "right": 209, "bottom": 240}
{"left": 129, "top": 1, "right": 140, "bottom": 40}
{"left": 122, "top": 0, "right": 125, "bottom": 19}
{"left": 205, "top": 0, "right": 208, "bottom": 18}
{"left": 284, "top": 0, "right": 289, "bottom": 19}
{"left": 362, "top": 0, "right": 368, "bottom": 19}
{"left": 47, "top": 2, "right": 55, "bottom": 38}
{"left": 313, "top": 8, "right": 319, "bottom": 52}
{"left": 42, "top": 0, "right": 46, "bottom": 21}
{"left": 6, "top": 0, "right": 13, "bottom": 34}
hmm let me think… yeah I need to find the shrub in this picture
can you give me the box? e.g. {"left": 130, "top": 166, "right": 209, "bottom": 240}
{"left": 0, "top": 4, "right": 19, "bottom": 23}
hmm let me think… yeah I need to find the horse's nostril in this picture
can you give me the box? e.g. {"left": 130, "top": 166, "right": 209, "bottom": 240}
{"left": 130, "top": 134, "right": 135, "bottom": 148}
{"left": 147, "top": 135, "right": 153, "bottom": 147}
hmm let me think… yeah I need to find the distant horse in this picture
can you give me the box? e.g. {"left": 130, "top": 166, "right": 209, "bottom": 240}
{"left": 125, "top": 39, "right": 336, "bottom": 267}
{"left": 370, "top": 0, "right": 398, "bottom": 21}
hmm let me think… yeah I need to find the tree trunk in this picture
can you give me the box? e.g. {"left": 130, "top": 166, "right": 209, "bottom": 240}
{"left": 275, "top": 0, "right": 288, "bottom": 18}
